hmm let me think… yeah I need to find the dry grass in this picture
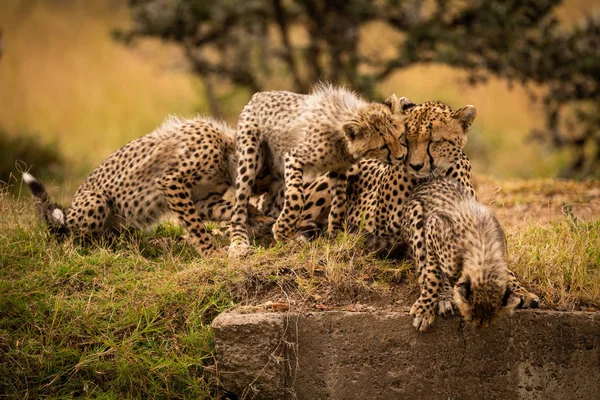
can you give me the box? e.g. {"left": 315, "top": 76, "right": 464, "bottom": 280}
{"left": 508, "top": 220, "right": 600, "bottom": 311}
{"left": 474, "top": 175, "right": 600, "bottom": 227}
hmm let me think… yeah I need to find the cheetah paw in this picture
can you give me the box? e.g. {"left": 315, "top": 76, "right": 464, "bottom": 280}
{"left": 227, "top": 242, "right": 253, "bottom": 259}
{"left": 410, "top": 299, "right": 437, "bottom": 332}
{"left": 327, "top": 228, "right": 341, "bottom": 241}
{"left": 272, "top": 221, "right": 291, "bottom": 242}
{"left": 517, "top": 292, "right": 540, "bottom": 309}
{"left": 437, "top": 299, "right": 454, "bottom": 317}
{"left": 291, "top": 233, "right": 310, "bottom": 245}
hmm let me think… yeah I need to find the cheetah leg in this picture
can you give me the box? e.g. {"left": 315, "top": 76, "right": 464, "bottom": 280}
{"left": 432, "top": 228, "right": 457, "bottom": 317}
{"left": 438, "top": 274, "right": 455, "bottom": 317}
{"left": 66, "top": 191, "right": 112, "bottom": 240}
{"left": 272, "top": 153, "right": 305, "bottom": 242}
{"left": 257, "top": 178, "right": 284, "bottom": 218}
{"left": 506, "top": 268, "right": 540, "bottom": 309}
{"left": 409, "top": 211, "right": 445, "bottom": 332}
{"left": 327, "top": 169, "right": 348, "bottom": 239}
{"left": 295, "top": 176, "right": 331, "bottom": 239}
{"left": 157, "top": 171, "right": 215, "bottom": 254}
{"left": 229, "top": 120, "right": 261, "bottom": 258}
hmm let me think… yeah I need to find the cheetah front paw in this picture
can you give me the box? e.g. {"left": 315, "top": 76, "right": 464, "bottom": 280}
{"left": 227, "top": 241, "right": 253, "bottom": 259}
{"left": 272, "top": 220, "right": 292, "bottom": 242}
{"left": 410, "top": 298, "right": 437, "bottom": 332}
{"left": 515, "top": 292, "right": 540, "bottom": 309}
{"left": 327, "top": 220, "right": 344, "bottom": 241}
{"left": 327, "top": 229, "right": 339, "bottom": 241}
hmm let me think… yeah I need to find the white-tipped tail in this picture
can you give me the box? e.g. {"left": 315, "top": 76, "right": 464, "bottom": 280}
{"left": 52, "top": 208, "right": 65, "bottom": 225}
{"left": 22, "top": 172, "right": 35, "bottom": 184}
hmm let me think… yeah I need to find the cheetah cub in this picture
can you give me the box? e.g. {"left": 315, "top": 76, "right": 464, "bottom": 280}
{"left": 229, "top": 84, "right": 412, "bottom": 257}
{"left": 400, "top": 178, "right": 539, "bottom": 332}
{"left": 24, "top": 116, "right": 271, "bottom": 254}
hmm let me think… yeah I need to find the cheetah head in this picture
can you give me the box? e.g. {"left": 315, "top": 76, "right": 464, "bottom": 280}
{"left": 453, "top": 274, "right": 521, "bottom": 328}
{"left": 341, "top": 94, "right": 412, "bottom": 166}
{"left": 402, "top": 101, "right": 476, "bottom": 178}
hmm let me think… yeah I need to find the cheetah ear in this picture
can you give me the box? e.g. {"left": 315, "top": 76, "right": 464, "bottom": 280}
{"left": 385, "top": 94, "right": 415, "bottom": 114}
{"left": 452, "top": 105, "right": 476, "bottom": 132}
{"left": 398, "top": 96, "right": 416, "bottom": 112}
{"left": 383, "top": 94, "right": 400, "bottom": 114}
{"left": 342, "top": 121, "right": 364, "bottom": 141}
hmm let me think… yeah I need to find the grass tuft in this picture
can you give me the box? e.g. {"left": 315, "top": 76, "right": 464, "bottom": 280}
{"left": 508, "top": 220, "right": 600, "bottom": 310}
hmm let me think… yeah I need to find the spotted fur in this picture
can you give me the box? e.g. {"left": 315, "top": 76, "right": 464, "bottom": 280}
{"left": 228, "top": 84, "right": 411, "bottom": 257}
{"left": 24, "top": 116, "right": 272, "bottom": 253}
{"left": 295, "top": 98, "right": 480, "bottom": 241}
{"left": 400, "top": 178, "right": 539, "bottom": 332}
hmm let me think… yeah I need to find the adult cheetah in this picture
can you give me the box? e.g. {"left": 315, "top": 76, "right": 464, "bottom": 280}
{"left": 295, "top": 100, "right": 479, "bottom": 240}
{"left": 293, "top": 100, "right": 539, "bottom": 310}
{"left": 228, "top": 84, "right": 412, "bottom": 257}
{"left": 400, "top": 178, "right": 539, "bottom": 332}
{"left": 24, "top": 116, "right": 272, "bottom": 253}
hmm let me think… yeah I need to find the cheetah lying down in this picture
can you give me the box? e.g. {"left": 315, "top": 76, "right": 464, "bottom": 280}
{"left": 24, "top": 116, "right": 272, "bottom": 253}
{"left": 400, "top": 178, "right": 539, "bottom": 332}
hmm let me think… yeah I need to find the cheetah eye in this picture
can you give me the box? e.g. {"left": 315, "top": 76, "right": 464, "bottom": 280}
{"left": 380, "top": 144, "right": 387, "bottom": 150}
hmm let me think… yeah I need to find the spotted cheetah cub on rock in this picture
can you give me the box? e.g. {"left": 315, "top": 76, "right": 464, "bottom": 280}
{"left": 400, "top": 178, "right": 539, "bottom": 332}
{"left": 24, "top": 116, "right": 271, "bottom": 254}
{"left": 229, "top": 84, "right": 412, "bottom": 257}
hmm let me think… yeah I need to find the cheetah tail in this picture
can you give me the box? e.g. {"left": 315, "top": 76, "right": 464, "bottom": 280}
{"left": 22, "top": 172, "right": 69, "bottom": 237}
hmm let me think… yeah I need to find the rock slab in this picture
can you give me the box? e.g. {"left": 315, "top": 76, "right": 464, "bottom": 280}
{"left": 212, "top": 310, "right": 600, "bottom": 399}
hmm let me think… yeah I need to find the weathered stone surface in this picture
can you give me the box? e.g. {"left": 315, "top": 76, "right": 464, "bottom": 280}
{"left": 212, "top": 310, "right": 600, "bottom": 400}
{"left": 212, "top": 312, "right": 291, "bottom": 399}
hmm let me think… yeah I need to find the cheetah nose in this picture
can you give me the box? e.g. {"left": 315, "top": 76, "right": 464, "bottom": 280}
{"left": 409, "top": 163, "right": 424, "bottom": 172}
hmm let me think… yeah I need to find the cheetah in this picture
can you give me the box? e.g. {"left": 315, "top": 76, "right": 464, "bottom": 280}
{"left": 400, "top": 178, "right": 539, "bottom": 332}
{"left": 24, "top": 116, "right": 272, "bottom": 253}
{"left": 228, "top": 84, "right": 412, "bottom": 257}
{"left": 295, "top": 100, "right": 480, "bottom": 240}
{"left": 294, "top": 100, "right": 539, "bottom": 308}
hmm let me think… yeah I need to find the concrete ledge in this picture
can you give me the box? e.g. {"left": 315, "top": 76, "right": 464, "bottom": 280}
{"left": 212, "top": 310, "right": 600, "bottom": 400}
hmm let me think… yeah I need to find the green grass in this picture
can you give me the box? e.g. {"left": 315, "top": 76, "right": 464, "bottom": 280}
{"left": 0, "top": 193, "right": 408, "bottom": 398}
{"left": 0, "top": 202, "right": 223, "bottom": 398}
{"left": 1, "top": 188, "right": 598, "bottom": 398}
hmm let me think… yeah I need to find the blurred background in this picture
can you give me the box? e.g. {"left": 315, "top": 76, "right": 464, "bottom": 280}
{"left": 1, "top": 0, "right": 599, "bottom": 192}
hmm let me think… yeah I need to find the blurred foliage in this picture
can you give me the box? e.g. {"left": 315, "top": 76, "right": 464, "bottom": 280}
{"left": 117, "top": 0, "right": 599, "bottom": 178}
{"left": 0, "top": 128, "right": 64, "bottom": 188}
